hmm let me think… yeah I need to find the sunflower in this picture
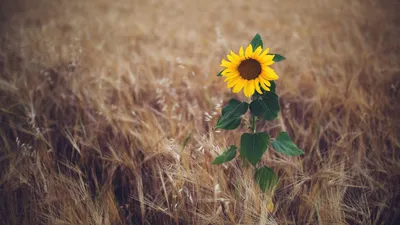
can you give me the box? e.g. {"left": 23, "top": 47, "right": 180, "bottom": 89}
{"left": 220, "top": 44, "right": 278, "bottom": 97}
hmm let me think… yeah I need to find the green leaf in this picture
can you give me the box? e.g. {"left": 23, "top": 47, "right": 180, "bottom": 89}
{"left": 249, "top": 99, "right": 266, "bottom": 117}
{"left": 212, "top": 145, "right": 238, "bottom": 165}
{"left": 269, "top": 81, "right": 276, "bottom": 93}
{"left": 254, "top": 166, "right": 278, "bottom": 192}
{"left": 217, "top": 70, "right": 224, "bottom": 77}
{"left": 250, "top": 33, "right": 263, "bottom": 49}
{"left": 216, "top": 99, "right": 249, "bottom": 130}
{"left": 272, "top": 132, "right": 305, "bottom": 156}
{"left": 249, "top": 92, "right": 280, "bottom": 121}
{"left": 240, "top": 132, "right": 270, "bottom": 166}
{"left": 268, "top": 53, "right": 286, "bottom": 62}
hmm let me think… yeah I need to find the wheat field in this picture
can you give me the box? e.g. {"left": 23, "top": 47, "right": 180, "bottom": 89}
{"left": 0, "top": 0, "right": 399, "bottom": 224}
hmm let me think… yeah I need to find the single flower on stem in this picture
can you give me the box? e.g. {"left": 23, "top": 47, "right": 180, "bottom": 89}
{"left": 220, "top": 44, "right": 278, "bottom": 97}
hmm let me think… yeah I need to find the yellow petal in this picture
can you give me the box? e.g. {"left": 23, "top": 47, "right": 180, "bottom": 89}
{"left": 244, "top": 79, "right": 255, "bottom": 97}
{"left": 260, "top": 81, "right": 271, "bottom": 91}
{"left": 232, "top": 79, "right": 245, "bottom": 93}
{"left": 239, "top": 47, "right": 244, "bottom": 57}
{"left": 262, "top": 68, "right": 279, "bottom": 80}
{"left": 221, "top": 70, "right": 230, "bottom": 75}
{"left": 262, "top": 61, "right": 274, "bottom": 66}
{"left": 227, "top": 54, "right": 240, "bottom": 64}
{"left": 225, "top": 71, "right": 239, "bottom": 77}
{"left": 230, "top": 50, "right": 241, "bottom": 61}
{"left": 223, "top": 68, "right": 238, "bottom": 73}
{"left": 231, "top": 51, "right": 245, "bottom": 60}
{"left": 260, "top": 55, "right": 275, "bottom": 64}
{"left": 266, "top": 55, "right": 275, "bottom": 61}
{"left": 221, "top": 71, "right": 231, "bottom": 77}
{"left": 260, "top": 48, "right": 270, "bottom": 56}
{"left": 263, "top": 79, "right": 271, "bottom": 87}
{"left": 222, "top": 68, "right": 238, "bottom": 75}
{"left": 254, "top": 46, "right": 262, "bottom": 57}
{"left": 230, "top": 50, "right": 238, "bottom": 57}
{"left": 227, "top": 76, "right": 241, "bottom": 88}
{"left": 255, "top": 78, "right": 263, "bottom": 94}
{"left": 245, "top": 44, "right": 253, "bottom": 58}
{"left": 224, "top": 73, "right": 239, "bottom": 82}
{"left": 259, "top": 75, "right": 271, "bottom": 87}
{"left": 261, "top": 72, "right": 272, "bottom": 81}
{"left": 220, "top": 59, "right": 233, "bottom": 67}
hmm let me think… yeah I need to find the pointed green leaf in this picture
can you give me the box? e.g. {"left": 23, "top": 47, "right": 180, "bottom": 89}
{"left": 216, "top": 99, "right": 249, "bottom": 130}
{"left": 217, "top": 70, "right": 224, "bottom": 77}
{"left": 254, "top": 166, "right": 278, "bottom": 192}
{"left": 268, "top": 53, "right": 286, "bottom": 62}
{"left": 212, "top": 145, "right": 237, "bottom": 165}
{"left": 249, "top": 92, "right": 280, "bottom": 121}
{"left": 250, "top": 33, "right": 263, "bottom": 49}
{"left": 240, "top": 132, "right": 270, "bottom": 166}
{"left": 272, "top": 132, "right": 304, "bottom": 156}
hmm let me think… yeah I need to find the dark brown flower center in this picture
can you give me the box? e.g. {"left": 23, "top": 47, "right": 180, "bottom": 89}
{"left": 237, "top": 59, "right": 262, "bottom": 80}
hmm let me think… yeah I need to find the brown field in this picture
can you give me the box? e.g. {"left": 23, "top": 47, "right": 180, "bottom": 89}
{"left": 1, "top": 0, "right": 399, "bottom": 224}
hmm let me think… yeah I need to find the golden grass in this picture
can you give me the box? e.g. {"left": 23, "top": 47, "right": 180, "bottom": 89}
{"left": 1, "top": 0, "right": 399, "bottom": 224}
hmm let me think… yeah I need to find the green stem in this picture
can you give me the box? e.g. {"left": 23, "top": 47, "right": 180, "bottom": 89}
{"left": 252, "top": 114, "right": 257, "bottom": 133}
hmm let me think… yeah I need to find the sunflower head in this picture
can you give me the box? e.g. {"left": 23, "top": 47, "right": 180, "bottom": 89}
{"left": 220, "top": 44, "right": 278, "bottom": 97}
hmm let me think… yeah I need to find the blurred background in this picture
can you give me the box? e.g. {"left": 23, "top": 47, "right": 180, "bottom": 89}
{"left": 0, "top": 0, "right": 399, "bottom": 224}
